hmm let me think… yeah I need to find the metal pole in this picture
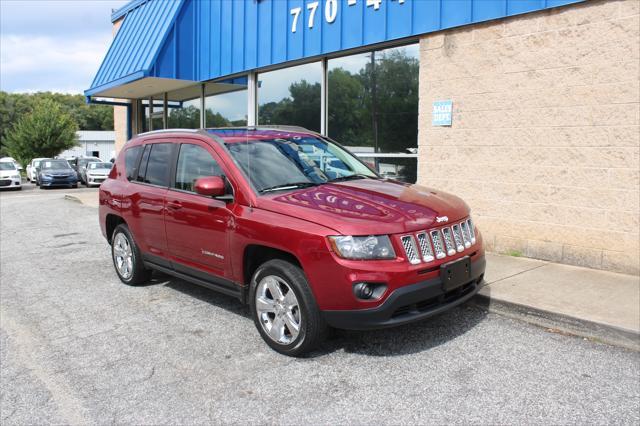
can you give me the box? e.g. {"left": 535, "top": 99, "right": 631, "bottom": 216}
{"left": 247, "top": 72, "right": 257, "bottom": 126}
{"left": 199, "top": 83, "right": 206, "bottom": 128}
{"left": 148, "top": 96, "right": 153, "bottom": 131}
{"left": 320, "top": 58, "right": 328, "bottom": 136}
{"left": 163, "top": 92, "right": 168, "bottom": 129}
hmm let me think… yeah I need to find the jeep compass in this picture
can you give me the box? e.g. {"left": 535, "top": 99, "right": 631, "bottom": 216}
{"left": 99, "top": 127, "right": 485, "bottom": 356}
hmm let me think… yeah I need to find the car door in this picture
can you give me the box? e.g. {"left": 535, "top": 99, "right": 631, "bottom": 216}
{"left": 164, "top": 139, "right": 234, "bottom": 281}
{"left": 128, "top": 142, "right": 173, "bottom": 260}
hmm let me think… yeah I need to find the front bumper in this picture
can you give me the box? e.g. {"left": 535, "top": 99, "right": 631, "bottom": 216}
{"left": 40, "top": 177, "right": 77, "bottom": 187}
{"left": 0, "top": 178, "right": 22, "bottom": 189}
{"left": 322, "top": 255, "right": 485, "bottom": 330}
{"left": 87, "top": 176, "right": 107, "bottom": 185}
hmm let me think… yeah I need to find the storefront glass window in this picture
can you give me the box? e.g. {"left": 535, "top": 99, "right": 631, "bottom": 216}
{"left": 168, "top": 99, "right": 200, "bottom": 129}
{"left": 328, "top": 44, "right": 419, "bottom": 182}
{"left": 257, "top": 62, "right": 322, "bottom": 133}
{"left": 205, "top": 86, "right": 247, "bottom": 127}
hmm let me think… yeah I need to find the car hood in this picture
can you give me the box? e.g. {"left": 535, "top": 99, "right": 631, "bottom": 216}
{"left": 43, "top": 170, "right": 74, "bottom": 176}
{"left": 257, "top": 179, "right": 469, "bottom": 235}
{"left": 0, "top": 172, "right": 16, "bottom": 178}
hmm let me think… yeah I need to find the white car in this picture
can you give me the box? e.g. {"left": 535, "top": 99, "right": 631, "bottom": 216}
{"left": 0, "top": 160, "right": 22, "bottom": 190}
{"left": 27, "top": 157, "right": 47, "bottom": 182}
{"left": 84, "top": 162, "right": 113, "bottom": 187}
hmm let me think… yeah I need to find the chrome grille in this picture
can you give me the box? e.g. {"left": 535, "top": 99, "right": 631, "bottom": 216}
{"left": 467, "top": 218, "right": 476, "bottom": 244}
{"left": 429, "top": 230, "right": 446, "bottom": 259}
{"left": 416, "top": 232, "right": 435, "bottom": 262}
{"left": 399, "top": 217, "right": 477, "bottom": 264}
{"left": 451, "top": 224, "right": 464, "bottom": 252}
{"left": 460, "top": 221, "right": 472, "bottom": 248}
{"left": 441, "top": 227, "right": 456, "bottom": 256}
{"left": 401, "top": 235, "right": 420, "bottom": 265}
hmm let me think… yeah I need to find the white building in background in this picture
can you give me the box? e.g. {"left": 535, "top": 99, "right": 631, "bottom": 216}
{"left": 59, "top": 131, "right": 115, "bottom": 161}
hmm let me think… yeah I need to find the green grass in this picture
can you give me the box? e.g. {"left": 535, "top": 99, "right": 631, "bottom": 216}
{"left": 505, "top": 249, "right": 523, "bottom": 257}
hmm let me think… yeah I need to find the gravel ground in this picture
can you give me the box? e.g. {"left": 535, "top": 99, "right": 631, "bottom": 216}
{"left": 1, "top": 189, "right": 639, "bottom": 425}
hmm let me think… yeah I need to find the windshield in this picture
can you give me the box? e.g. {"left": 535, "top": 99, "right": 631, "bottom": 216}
{"left": 88, "top": 162, "right": 112, "bottom": 170}
{"left": 41, "top": 160, "right": 71, "bottom": 170}
{"left": 0, "top": 162, "right": 16, "bottom": 171}
{"left": 225, "top": 135, "right": 377, "bottom": 193}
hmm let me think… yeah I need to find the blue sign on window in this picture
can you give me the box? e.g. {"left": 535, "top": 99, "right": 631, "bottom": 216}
{"left": 432, "top": 100, "right": 453, "bottom": 126}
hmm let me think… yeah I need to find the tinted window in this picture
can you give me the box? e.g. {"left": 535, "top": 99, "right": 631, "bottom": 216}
{"left": 41, "top": 160, "right": 72, "bottom": 170}
{"left": 125, "top": 146, "right": 142, "bottom": 181}
{"left": 174, "top": 144, "right": 222, "bottom": 192}
{"left": 136, "top": 145, "right": 151, "bottom": 182}
{"left": 144, "top": 143, "right": 172, "bottom": 186}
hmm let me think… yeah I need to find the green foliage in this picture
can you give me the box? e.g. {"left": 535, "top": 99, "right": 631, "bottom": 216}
{"left": 4, "top": 99, "right": 79, "bottom": 165}
{"left": 0, "top": 91, "right": 113, "bottom": 157}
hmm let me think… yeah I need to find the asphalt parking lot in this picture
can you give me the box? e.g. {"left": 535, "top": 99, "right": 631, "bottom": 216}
{"left": 1, "top": 187, "right": 639, "bottom": 425}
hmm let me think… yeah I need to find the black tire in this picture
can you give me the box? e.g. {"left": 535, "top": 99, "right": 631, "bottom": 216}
{"left": 249, "top": 259, "right": 327, "bottom": 357}
{"left": 72, "top": 184, "right": 78, "bottom": 188}
{"left": 111, "top": 224, "right": 152, "bottom": 286}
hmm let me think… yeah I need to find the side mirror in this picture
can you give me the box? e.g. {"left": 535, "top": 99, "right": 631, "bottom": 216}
{"left": 194, "top": 176, "right": 225, "bottom": 197}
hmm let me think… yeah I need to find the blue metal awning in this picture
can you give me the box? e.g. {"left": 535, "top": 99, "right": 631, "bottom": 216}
{"left": 87, "top": 0, "right": 585, "bottom": 100}
{"left": 85, "top": 0, "right": 189, "bottom": 98}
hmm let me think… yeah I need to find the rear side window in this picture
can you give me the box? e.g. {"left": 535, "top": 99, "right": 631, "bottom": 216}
{"left": 124, "top": 146, "right": 142, "bottom": 181}
{"left": 136, "top": 145, "right": 151, "bottom": 182}
{"left": 143, "top": 143, "right": 172, "bottom": 186}
{"left": 175, "top": 144, "right": 222, "bottom": 192}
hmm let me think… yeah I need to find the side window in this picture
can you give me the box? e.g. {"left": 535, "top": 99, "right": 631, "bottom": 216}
{"left": 175, "top": 144, "right": 222, "bottom": 192}
{"left": 144, "top": 143, "right": 172, "bottom": 186}
{"left": 136, "top": 145, "right": 151, "bottom": 182}
{"left": 124, "top": 146, "right": 142, "bottom": 181}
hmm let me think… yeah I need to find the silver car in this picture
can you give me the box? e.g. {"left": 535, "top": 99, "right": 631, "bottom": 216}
{"left": 83, "top": 162, "right": 113, "bottom": 187}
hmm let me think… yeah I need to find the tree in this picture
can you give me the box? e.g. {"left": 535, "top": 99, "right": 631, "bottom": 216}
{"left": 4, "top": 99, "right": 79, "bottom": 166}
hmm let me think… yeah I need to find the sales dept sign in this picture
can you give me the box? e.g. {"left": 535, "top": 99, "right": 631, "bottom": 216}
{"left": 432, "top": 100, "right": 453, "bottom": 126}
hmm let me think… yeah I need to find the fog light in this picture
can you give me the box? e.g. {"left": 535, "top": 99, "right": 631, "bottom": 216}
{"left": 354, "top": 283, "right": 373, "bottom": 299}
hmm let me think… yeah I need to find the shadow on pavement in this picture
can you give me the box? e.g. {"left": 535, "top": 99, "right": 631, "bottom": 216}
{"left": 152, "top": 271, "right": 489, "bottom": 358}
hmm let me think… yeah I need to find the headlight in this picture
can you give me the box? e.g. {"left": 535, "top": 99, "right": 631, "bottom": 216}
{"left": 11, "top": 174, "right": 20, "bottom": 179}
{"left": 328, "top": 235, "right": 396, "bottom": 260}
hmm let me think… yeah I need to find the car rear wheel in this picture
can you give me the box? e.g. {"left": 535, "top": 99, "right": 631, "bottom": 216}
{"left": 111, "top": 224, "right": 152, "bottom": 286}
{"left": 250, "top": 259, "right": 327, "bottom": 357}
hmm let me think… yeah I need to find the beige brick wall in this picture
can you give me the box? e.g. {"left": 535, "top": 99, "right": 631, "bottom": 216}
{"left": 417, "top": 0, "right": 640, "bottom": 275}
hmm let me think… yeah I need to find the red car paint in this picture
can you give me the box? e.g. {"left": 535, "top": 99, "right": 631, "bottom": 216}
{"left": 100, "top": 129, "right": 484, "bottom": 317}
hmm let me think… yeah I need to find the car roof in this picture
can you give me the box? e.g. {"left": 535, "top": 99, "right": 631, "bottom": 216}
{"left": 132, "top": 126, "right": 317, "bottom": 145}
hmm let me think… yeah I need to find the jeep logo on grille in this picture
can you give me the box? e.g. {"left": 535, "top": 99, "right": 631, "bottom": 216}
{"left": 436, "top": 216, "right": 449, "bottom": 223}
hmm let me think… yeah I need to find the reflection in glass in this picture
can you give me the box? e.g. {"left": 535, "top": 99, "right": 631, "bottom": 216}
{"left": 328, "top": 44, "right": 419, "bottom": 182}
{"left": 257, "top": 62, "right": 322, "bottom": 133}
{"left": 168, "top": 99, "right": 200, "bottom": 129}
{"left": 205, "top": 88, "right": 247, "bottom": 127}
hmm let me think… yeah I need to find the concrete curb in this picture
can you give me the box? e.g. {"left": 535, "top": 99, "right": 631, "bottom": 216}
{"left": 63, "top": 194, "right": 82, "bottom": 204}
{"left": 472, "top": 293, "right": 640, "bottom": 352}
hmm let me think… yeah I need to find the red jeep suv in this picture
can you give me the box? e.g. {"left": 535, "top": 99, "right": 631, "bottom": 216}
{"left": 99, "top": 127, "right": 485, "bottom": 356}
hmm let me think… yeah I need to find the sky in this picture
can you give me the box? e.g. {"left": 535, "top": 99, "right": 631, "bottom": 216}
{"left": 0, "top": 0, "right": 128, "bottom": 94}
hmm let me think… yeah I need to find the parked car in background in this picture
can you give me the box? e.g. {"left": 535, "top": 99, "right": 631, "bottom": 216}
{"left": 27, "top": 157, "right": 47, "bottom": 182}
{"left": 99, "top": 127, "right": 485, "bottom": 356}
{"left": 83, "top": 162, "right": 113, "bottom": 187}
{"left": 38, "top": 159, "right": 78, "bottom": 189}
{"left": 0, "top": 160, "right": 22, "bottom": 190}
{"left": 69, "top": 156, "right": 102, "bottom": 184}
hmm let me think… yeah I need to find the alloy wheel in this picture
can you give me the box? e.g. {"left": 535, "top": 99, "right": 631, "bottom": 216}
{"left": 113, "top": 233, "right": 133, "bottom": 280}
{"left": 255, "top": 275, "right": 301, "bottom": 345}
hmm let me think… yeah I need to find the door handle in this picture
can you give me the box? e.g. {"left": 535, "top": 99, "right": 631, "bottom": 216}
{"left": 167, "top": 200, "right": 182, "bottom": 210}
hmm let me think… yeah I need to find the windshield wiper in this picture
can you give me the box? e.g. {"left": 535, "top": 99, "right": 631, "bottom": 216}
{"left": 327, "top": 174, "right": 376, "bottom": 183}
{"left": 259, "top": 182, "right": 318, "bottom": 193}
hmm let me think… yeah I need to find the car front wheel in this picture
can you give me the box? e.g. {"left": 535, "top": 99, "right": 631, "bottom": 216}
{"left": 250, "top": 259, "right": 327, "bottom": 357}
{"left": 111, "top": 224, "right": 152, "bottom": 285}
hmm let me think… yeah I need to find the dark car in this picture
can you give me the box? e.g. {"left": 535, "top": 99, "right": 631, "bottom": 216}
{"left": 99, "top": 127, "right": 485, "bottom": 356}
{"left": 69, "top": 156, "right": 101, "bottom": 184}
{"left": 38, "top": 159, "right": 78, "bottom": 189}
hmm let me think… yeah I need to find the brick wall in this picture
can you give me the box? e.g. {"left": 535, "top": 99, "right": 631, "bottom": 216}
{"left": 417, "top": 0, "right": 640, "bottom": 274}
